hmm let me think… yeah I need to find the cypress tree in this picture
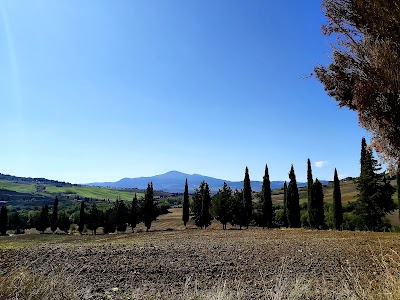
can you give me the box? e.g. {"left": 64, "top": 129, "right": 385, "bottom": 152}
{"left": 308, "top": 182, "right": 317, "bottom": 229}
{"left": 355, "top": 138, "right": 396, "bottom": 231}
{"left": 130, "top": 193, "right": 140, "bottom": 232}
{"left": 103, "top": 207, "right": 117, "bottom": 234}
{"left": 9, "top": 211, "right": 23, "bottom": 234}
{"left": 381, "top": 174, "right": 396, "bottom": 218}
{"left": 50, "top": 196, "right": 59, "bottom": 233}
{"left": 213, "top": 182, "right": 232, "bottom": 230}
{"left": 36, "top": 205, "right": 49, "bottom": 233}
{"left": 310, "top": 179, "right": 325, "bottom": 229}
{"left": 260, "top": 164, "right": 273, "bottom": 228}
{"left": 283, "top": 182, "right": 288, "bottom": 228}
{"left": 182, "top": 179, "right": 190, "bottom": 227}
{"left": 332, "top": 168, "right": 343, "bottom": 230}
{"left": 203, "top": 182, "right": 212, "bottom": 229}
{"left": 78, "top": 201, "right": 85, "bottom": 234}
{"left": 307, "top": 159, "right": 313, "bottom": 221}
{"left": 243, "top": 167, "right": 253, "bottom": 228}
{"left": 143, "top": 182, "right": 157, "bottom": 232}
{"left": 87, "top": 203, "right": 99, "bottom": 235}
{"left": 192, "top": 181, "right": 212, "bottom": 229}
{"left": 115, "top": 198, "right": 128, "bottom": 232}
{"left": 230, "top": 189, "right": 245, "bottom": 229}
{"left": 58, "top": 212, "right": 71, "bottom": 233}
{"left": 360, "top": 137, "right": 367, "bottom": 173}
{"left": 0, "top": 206, "right": 8, "bottom": 235}
{"left": 286, "top": 165, "right": 300, "bottom": 228}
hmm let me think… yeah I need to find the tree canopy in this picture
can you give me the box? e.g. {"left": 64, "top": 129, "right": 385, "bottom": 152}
{"left": 315, "top": 0, "right": 400, "bottom": 169}
{"left": 213, "top": 182, "right": 232, "bottom": 230}
{"left": 192, "top": 181, "right": 212, "bottom": 229}
{"left": 355, "top": 137, "right": 396, "bottom": 230}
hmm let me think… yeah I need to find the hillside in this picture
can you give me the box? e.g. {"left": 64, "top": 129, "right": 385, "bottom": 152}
{"left": 270, "top": 178, "right": 359, "bottom": 205}
{"left": 0, "top": 178, "right": 146, "bottom": 210}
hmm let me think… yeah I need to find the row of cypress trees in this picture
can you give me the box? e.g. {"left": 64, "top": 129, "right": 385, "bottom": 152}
{"left": 74, "top": 182, "right": 158, "bottom": 234}
{"left": 181, "top": 163, "right": 343, "bottom": 230}
{"left": 182, "top": 138, "right": 395, "bottom": 231}
{"left": 34, "top": 200, "right": 71, "bottom": 233}
{"left": 0, "top": 182, "right": 159, "bottom": 235}
{"left": 182, "top": 167, "right": 257, "bottom": 230}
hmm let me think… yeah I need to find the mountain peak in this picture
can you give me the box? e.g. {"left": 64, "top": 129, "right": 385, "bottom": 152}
{"left": 164, "top": 170, "right": 185, "bottom": 175}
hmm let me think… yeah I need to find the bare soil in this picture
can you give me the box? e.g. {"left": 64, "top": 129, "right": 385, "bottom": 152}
{"left": 1, "top": 228, "right": 400, "bottom": 299}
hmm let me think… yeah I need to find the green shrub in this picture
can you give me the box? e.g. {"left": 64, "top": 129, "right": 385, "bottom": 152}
{"left": 300, "top": 210, "right": 309, "bottom": 228}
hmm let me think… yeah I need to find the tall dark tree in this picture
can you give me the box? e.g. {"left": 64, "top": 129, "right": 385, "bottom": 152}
{"left": 129, "top": 193, "right": 141, "bottom": 232}
{"left": 283, "top": 182, "right": 288, "bottom": 228}
{"left": 143, "top": 182, "right": 157, "bottom": 232}
{"left": 309, "top": 179, "right": 325, "bottom": 229}
{"left": 286, "top": 165, "right": 300, "bottom": 228}
{"left": 260, "top": 164, "right": 273, "bottom": 228}
{"left": 78, "top": 201, "right": 85, "bottom": 234}
{"left": 332, "top": 168, "right": 343, "bottom": 230}
{"left": 360, "top": 137, "right": 368, "bottom": 172}
{"left": 0, "top": 206, "right": 8, "bottom": 235}
{"left": 182, "top": 179, "right": 190, "bottom": 227}
{"left": 355, "top": 138, "right": 396, "bottom": 231}
{"left": 243, "top": 167, "right": 253, "bottom": 228}
{"left": 314, "top": 0, "right": 400, "bottom": 168}
{"left": 192, "top": 181, "right": 212, "bottom": 229}
{"left": 103, "top": 207, "right": 117, "bottom": 234}
{"left": 115, "top": 198, "right": 128, "bottom": 232}
{"left": 230, "top": 189, "right": 245, "bottom": 229}
{"left": 51, "top": 196, "right": 59, "bottom": 233}
{"left": 87, "top": 203, "right": 99, "bottom": 235}
{"left": 9, "top": 212, "right": 24, "bottom": 234}
{"left": 36, "top": 205, "right": 49, "bottom": 233}
{"left": 58, "top": 212, "right": 71, "bottom": 233}
{"left": 381, "top": 174, "right": 397, "bottom": 218}
{"left": 213, "top": 182, "right": 232, "bottom": 230}
{"left": 307, "top": 159, "right": 313, "bottom": 220}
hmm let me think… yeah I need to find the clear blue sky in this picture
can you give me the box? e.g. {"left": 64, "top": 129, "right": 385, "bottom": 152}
{"left": 0, "top": 0, "right": 367, "bottom": 184}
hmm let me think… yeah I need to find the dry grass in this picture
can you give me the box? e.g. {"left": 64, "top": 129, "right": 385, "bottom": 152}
{"left": 2, "top": 226, "right": 400, "bottom": 299}
{"left": 126, "top": 250, "right": 400, "bottom": 300}
{"left": 2, "top": 250, "right": 396, "bottom": 300}
{"left": 0, "top": 267, "right": 86, "bottom": 300}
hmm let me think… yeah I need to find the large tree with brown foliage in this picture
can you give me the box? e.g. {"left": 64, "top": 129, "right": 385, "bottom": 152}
{"left": 315, "top": 0, "right": 400, "bottom": 169}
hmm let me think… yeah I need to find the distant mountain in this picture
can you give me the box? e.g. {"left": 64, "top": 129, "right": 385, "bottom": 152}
{"left": 87, "top": 171, "right": 328, "bottom": 193}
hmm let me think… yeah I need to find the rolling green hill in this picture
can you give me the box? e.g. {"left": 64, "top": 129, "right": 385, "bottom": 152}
{"left": 0, "top": 179, "right": 144, "bottom": 210}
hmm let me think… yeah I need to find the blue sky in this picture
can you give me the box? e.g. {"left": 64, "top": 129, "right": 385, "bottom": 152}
{"left": 0, "top": 0, "right": 367, "bottom": 184}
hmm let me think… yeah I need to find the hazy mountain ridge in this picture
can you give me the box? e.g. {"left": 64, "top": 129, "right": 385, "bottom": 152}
{"left": 87, "top": 171, "right": 328, "bottom": 193}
